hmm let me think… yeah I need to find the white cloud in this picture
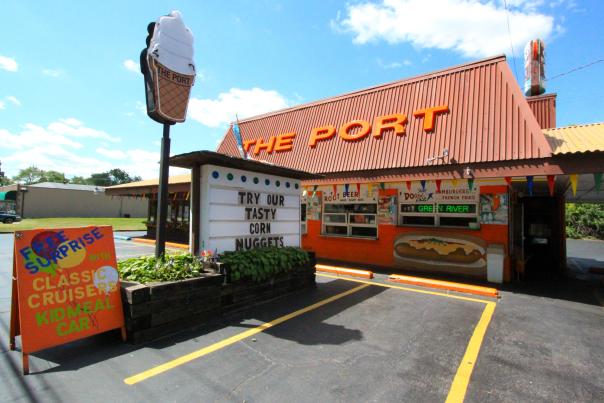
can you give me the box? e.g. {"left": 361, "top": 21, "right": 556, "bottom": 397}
{"left": 0, "top": 101, "right": 5, "bottom": 110}
{"left": 0, "top": 56, "right": 18, "bottom": 72}
{"left": 6, "top": 96, "right": 21, "bottom": 106}
{"left": 188, "top": 87, "right": 289, "bottom": 128}
{"left": 377, "top": 58, "right": 412, "bottom": 69}
{"left": 42, "top": 68, "right": 65, "bottom": 78}
{"left": 0, "top": 119, "right": 176, "bottom": 179}
{"left": 47, "top": 118, "right": 121, "bottom": 142}
{"left": 333, "top": 0, "right": 556, "bottom": 58}
{"left": 123, "top": 59, "right": 140, "bottom": 73}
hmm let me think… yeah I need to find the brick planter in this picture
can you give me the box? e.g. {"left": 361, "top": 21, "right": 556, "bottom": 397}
{"left": 120, "top": 253, "right": 316, "bottom": 343}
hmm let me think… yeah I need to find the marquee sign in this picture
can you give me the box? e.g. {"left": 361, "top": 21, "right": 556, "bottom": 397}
{"left": 242, "top": 105, "right": 450, "bottom": 156}
{"left": 199, "top": 165, "right": 301, "bottom": 253}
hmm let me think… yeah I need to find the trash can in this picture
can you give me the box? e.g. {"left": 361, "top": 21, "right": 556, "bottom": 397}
{"left": 487, "top": 244, "right": 505, "bottom": 283}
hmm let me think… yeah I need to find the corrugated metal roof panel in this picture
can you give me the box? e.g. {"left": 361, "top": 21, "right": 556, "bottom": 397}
{"left": 544, "top": 122, "right": 604, "bottom": 155}
{"left": 217, "top": 55, "right": 552, "bottom": 174}
{"left": 527, "top": 93, "right": 556, "bottom": 129}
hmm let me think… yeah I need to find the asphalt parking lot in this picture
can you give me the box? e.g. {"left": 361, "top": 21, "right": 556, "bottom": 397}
{"left": 1, "top": 233, "right": 604, "bottom": 402}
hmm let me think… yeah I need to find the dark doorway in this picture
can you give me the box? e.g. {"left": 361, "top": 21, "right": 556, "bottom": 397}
{"left": 519, "top": 196, "right": 565, "bottom": 280}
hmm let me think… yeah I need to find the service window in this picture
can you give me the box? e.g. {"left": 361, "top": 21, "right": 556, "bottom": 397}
{"left": 322, "top": 202, "right": 377, "bottom": 238}
{"left": 437, "top": 203, "right": 478, "bottom": 228}
{"left": 399, "top": 203, "right": 436, "bottom": 226}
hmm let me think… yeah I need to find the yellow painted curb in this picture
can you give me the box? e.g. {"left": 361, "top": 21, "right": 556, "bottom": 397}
{"left": 315, "top": 264, "right": 374, "bottom": 279}
{"left": 388, "top": 274, "right": 499, "bottom": 298}
{"left": 131, "top": 237, "right": 189, "bottom": 250}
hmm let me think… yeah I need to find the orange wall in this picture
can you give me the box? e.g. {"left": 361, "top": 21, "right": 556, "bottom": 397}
{"left": 302, "top": 184, "right": 511, "bottom": 281}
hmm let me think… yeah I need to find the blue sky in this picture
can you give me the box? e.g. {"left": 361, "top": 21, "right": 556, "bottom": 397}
{"left": 1, "top": 0, "right": 602, "bottom": 179}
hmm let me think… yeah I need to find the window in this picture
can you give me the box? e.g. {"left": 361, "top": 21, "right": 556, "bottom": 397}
{"left": 322, "top": 202, "right": 377, "bottom": 238}
{"left": 398, "top": 202, "right": 478, "bottom": 228}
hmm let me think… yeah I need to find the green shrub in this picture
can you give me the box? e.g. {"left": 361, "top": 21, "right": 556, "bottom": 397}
{"left": 220, "top": 247, "right": 310, "bottom": 284}
{"left": 566, "top": 203, "right": 604, "bottom": 240}
{"left": 118, "top": 253, "right": 204, "bottom": 283}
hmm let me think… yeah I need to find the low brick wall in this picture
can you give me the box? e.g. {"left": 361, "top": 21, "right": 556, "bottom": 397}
{"left": 120, "top": 255, "right": 316, "bottom": 343}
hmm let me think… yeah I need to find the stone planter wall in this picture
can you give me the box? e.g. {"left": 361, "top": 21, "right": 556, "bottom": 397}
{"left": 120, "top": 254, "right": 316, "bottom": 344}
{"left": 121, "top": 273, "right": 223, "bottom": 344}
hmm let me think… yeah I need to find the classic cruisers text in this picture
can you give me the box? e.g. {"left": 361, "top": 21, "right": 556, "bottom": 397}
{"left": 236, "top": 191, "right": 285, "bottom": 250}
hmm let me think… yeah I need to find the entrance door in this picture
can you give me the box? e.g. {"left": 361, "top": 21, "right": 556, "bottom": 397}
{"left": 521, "top": 196, "right": 563, "bottom": 279}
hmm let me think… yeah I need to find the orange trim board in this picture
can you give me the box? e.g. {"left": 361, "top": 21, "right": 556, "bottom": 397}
{"left": 315, "top": 264, "right": 373, "bottom": 279}
{"left": 131, "top": 238, "right": 189, "bottom": 250}
{"left": 388, "top": 274, "right": 499, "bottom": 298}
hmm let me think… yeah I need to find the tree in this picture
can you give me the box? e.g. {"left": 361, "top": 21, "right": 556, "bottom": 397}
{"left": 43, "top": 170, "right": 68, "bottom": 183}
{"left": 88, "top": 169, "right": 142, "bottom": 186}
{"left": 13, "top": 166, "right": 45, "bottom": 184}
{"left": 70, "top": 176, "right": 92, "bottom": 185}
{"left": 0, "top": 176, "right": 11, "bottom": 186}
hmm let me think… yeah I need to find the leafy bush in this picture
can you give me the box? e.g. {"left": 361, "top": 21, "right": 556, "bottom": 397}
{"left": 566, "top": 203, "right": 604, "bottom": 240}
{"left": 118, "top": 253, "right": 204, "bottom": 283}
{"left": 220, "top": 247, "right": 310, "bottom": 284}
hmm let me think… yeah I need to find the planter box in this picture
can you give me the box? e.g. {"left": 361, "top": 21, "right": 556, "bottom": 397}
{"left": 120, "top": 273, "right": 223, "bottom": 344}
{"left": 120, "top": 253, "right": 316, "bottom": 344}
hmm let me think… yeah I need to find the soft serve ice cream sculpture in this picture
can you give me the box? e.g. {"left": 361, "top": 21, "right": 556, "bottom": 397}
{"left": 142, "top": 11, "right": 195, "bottom": 123}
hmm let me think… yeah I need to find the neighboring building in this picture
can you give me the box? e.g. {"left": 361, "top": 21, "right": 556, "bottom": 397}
{"left": 0, "top": 182, "right": 147, "bottom": 218}
{"left": 108, "top": 55, "right": 604, "bottom": 283}
{"left": 106, "top": 174, "right": 191, "bottom": 242}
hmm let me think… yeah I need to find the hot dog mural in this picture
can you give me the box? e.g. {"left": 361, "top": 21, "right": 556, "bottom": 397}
{"left": 393, "top": 232, "right": 488, "bottom": 277}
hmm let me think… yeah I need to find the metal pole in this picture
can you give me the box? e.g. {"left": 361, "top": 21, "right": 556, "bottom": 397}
{"left": 155, "top": 123, "right": 171, "bottom": 258}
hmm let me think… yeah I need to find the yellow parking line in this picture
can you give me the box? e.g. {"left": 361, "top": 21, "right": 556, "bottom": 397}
{"left": 316, "top": 273, "right": 491, "bottom": 304}
{"left": 124, "top": 283, "right": 370, "bottom": 385}
{"left": 446, "top": 302, "right": 496, "bottom": 403}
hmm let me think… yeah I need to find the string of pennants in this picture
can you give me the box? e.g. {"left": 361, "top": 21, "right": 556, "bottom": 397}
{"left": 301, "top": 173, "right": 603, "bottom": 197}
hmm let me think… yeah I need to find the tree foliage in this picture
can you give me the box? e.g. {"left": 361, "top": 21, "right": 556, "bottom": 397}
{"left": 566, "top": 203, "right": 604, "bottom": 240}
{"left": 11, "top": 166, "right": 141, "bottom": 186}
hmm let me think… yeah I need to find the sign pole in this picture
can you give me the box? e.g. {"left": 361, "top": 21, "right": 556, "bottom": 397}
{"left": 155, "top": 123, "right": 171, "bottom": 258}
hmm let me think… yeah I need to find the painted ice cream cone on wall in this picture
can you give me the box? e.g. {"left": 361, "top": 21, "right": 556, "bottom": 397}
{"left": 142, "top": 11, "right": 195, "bottom": 124}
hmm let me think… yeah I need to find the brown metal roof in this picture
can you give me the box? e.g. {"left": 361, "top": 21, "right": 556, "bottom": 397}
{"left": 217, "top": 55, "right": 552, "bottom": 175}
{"left": 527, "top": 93, "right": 556, "bottom": 129}
{"left": 544, "top": 122, "right": 604, "bottom": 155}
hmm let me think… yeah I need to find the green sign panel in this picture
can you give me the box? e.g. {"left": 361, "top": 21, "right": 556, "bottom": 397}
{"left": 400, "top": 204, "right": 434, "bottom": 214}
{"left": 437, "top": 204, "right": 476, "bottom": 214}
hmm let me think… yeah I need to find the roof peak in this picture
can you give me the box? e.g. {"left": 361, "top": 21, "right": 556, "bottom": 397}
{"left": 236, "top": 54, "right": 507, "bottom": 124}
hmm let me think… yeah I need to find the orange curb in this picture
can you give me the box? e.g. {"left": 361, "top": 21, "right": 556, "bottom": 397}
{"left": 315, "top": 264, "right": 374, "bottom": 279}
{"left": 131, "top": 238, "right": 189, "bottom": 250}
{"left": 388, "top": 274, "right": 499, "bottom": 298}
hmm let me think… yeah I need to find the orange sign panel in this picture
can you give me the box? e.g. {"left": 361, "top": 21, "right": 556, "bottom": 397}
{"left": 9, "top": 226, "right": 125, "bottom": 374}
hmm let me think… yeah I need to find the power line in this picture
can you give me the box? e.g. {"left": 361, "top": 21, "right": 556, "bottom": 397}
{"left": 502, "top": 0, "right": 519, "bottom": 83}
{"left": 546, "top": 58, "right": 604, "bottom": 81}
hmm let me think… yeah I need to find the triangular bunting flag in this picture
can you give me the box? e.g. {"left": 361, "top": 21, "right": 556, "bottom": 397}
{"left": 344, "top": 183, "right": 349, "bottom": 193}
{"left": 451, "top": 178, "right": 458, "bottom": 188}
{"left": 356, "top": 183, "right": 361, "bottom": 193}
{"left": 435, "top": 179, "right": 442, "bottom": 193}
{"left": 420, "top": 180, "right": 426, "bottom": 192}
{"left": 332, "top": 184, "right": 337, "bottom": 195}
{"left": 367, "top": 183, "right": 374, "bottom": 195}
{"left": 594, "top": 173, "right": 602, "bottom": 193}
{"left": 505, "top": 177, "right": 512, "bottom": 187}
{"left": 526, "top": 176, "right": 534, "bottom": 196}
{"left": 467, "top": 178, "right": 474, "bottom": 191}
{"left": 547, "top": 175, "right": 555, "bottom": 196}
{"left": 570, "top": 174, "right": 578, "bottom": 196}
{"left": 379, "top": 182, "right": 385, "bottom": 190}
{"left": 405, "top": 181, "right": 412, "bottom": 192}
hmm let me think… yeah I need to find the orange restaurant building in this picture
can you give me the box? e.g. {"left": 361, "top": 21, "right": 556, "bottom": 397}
{"left": 107, "top": 55, "right": 604, "bottom": 283}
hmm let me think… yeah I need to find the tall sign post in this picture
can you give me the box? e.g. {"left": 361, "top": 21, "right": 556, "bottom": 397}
{"left": 140, "top": 11, "right": 196, "bottom": 257}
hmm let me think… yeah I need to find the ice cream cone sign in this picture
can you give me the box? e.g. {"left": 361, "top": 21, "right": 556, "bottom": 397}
{"left": 141, "top": 11, "right": 195, "bottom": 124}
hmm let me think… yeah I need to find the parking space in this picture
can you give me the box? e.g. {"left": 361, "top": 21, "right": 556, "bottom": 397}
{"left": 1, "top": 236, "right": 603, "bottom": 402}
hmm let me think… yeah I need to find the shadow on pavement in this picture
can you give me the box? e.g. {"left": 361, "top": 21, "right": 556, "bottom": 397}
{"left": 3, "top": 278, "right": 383, "bottom": 376}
